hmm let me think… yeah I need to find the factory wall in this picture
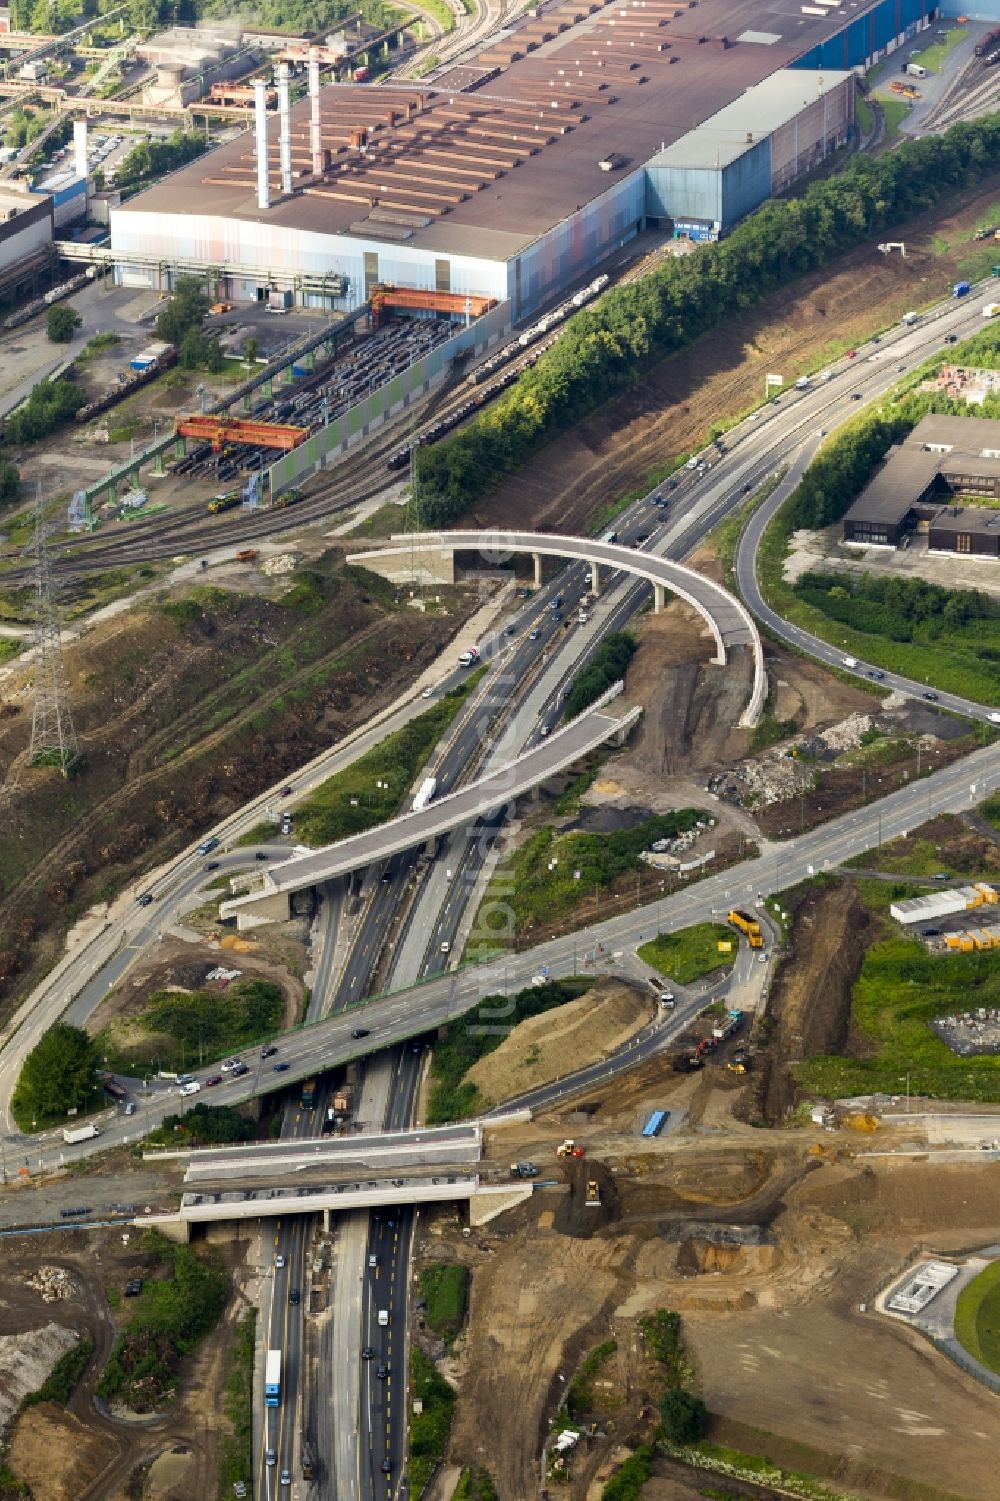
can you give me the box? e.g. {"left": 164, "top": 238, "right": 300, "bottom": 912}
{"left": 0, "top": 195, "right": 53, "bottom": 273}
{"left": 508, "top": 169, "right": 645, "bottom": 319}
{"left": 793, "top": 0, "right": 932, "bottom": 70}
{"left": 645, "top": 138, "right": 771, "bottom": 236}
{"left": 939, "top": 0, "right": 1000, "bottom": 15}
{"left": 770, "top": 76, "right": 854, "bottom": 194}
{"left": 109, "top": 208, "right": 510, "bottom": 308}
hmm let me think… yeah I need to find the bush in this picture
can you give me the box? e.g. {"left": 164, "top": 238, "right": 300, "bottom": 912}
{"left": 3, "top": 377, "right": 84, "bottom": 445}
{"left": 566, "top": 1338, "right": 617, "bottom": 1419}
{"left": 115, "top": 128, "right": 208, "bottom": 190}
{"left": 416, "top": 113, "right": 1000, "bottom": 518}
{"left": 419, "top": 1263, "right": 469, "bottom": 1344}
{"left": 659, "top": 1388, "right": 707, "bottom": 1444}
{"left": 563, "top": 632, "right": 636, "bottom": 720}
{"left": 408, "top": 1348, "right": 455, "bottom": 1494}
{"left": 452, "top": 1469, "right": 499, "bottom": 1501}
{"left": 96, "top": 1233, "right": 229, "bottom": 1411}
{"left": 600, "top": 1447, "right": 653, "bottom": 1500}
{"left": 21, "top": 1338, "right": 93, "bottom": 1408}
{"left": 101, "top": 978, "right": 284, "bottom": 1073}
{"left": 0, "top": 458, "right": 19, "bottom": 506}
{"left": 46, "top": 303, "right": 80, "bottom": 343}
{"left": 12, "top": 1022, "right": 101, "bottom": 1129}
{"left": 148, "top": 1103, "right": 256, "bottom": 1147}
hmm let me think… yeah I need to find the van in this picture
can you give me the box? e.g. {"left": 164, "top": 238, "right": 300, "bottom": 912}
{"left": 124, "top": 1102, "right": 137, "bottom": 1116}
{"left": 178, "top": 1081, "right": 201, "bottom": 1097}
{"left": 842, "top": 656, "right": 858, "bottom": 669}
{"left": 377, "top": 1309, "right": 389, "bottom": 1327}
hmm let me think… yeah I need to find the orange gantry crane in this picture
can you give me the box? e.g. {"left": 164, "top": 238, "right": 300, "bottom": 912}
{"left": 369, "top": 284, "right": 497, "bottom": 328}
{"left": 174, "top": 415, "right": 309, "bottom": 452}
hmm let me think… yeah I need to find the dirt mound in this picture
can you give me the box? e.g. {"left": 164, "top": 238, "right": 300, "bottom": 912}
{"left": 469, "top": 981, "right": 649, "bottom": 1110}
{"left": 750, "top": 881, "right": 874, "bottom": 1125}
{"left": 7, "top": 1401, "right": 118, "bottom": 1501}
{"left": 567, "top": 804, "right": 656, "bottom": 834}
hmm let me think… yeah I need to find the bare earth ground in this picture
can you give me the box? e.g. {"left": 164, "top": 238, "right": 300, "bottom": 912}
{"left": 468, "top": 178, "right": 1000, "bottom": 537}
{"left": 3, "top": 1227, "right": 252, "bottom": 1501}
{"left": 439, "top": 1037, "right": 1000, "bottom": 1501}
{"left": 464, "top": 979, "right": 652, "bottom": 1108}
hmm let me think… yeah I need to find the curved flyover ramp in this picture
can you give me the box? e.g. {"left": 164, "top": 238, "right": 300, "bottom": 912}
{"left": 221, "top": 687, "right": 641, "bottom": 926}
{"left": 349, "top": 529, "right": 765, "bottom": 726}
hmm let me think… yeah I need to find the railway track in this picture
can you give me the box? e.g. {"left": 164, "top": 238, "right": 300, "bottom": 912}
{"left": 917, "top": 54, "right": 1000, "bottom": 131}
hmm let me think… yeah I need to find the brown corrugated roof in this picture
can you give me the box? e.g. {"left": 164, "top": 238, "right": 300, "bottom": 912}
{"left": 116, "top": 0, "right": 879, "bottom": 259}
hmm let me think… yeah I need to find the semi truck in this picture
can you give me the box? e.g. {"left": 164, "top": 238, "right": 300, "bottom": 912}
{"left": 265, "top": 1349, "right": 282, "bottom": 1407}
{"left": 412, "top": 776, "right": 437, "bottom": 812}
{"left": 300, "top": 1078, "right": 317, "bottom": 1110}
{"left": 713, "top": 1008, "right": 744, "bottom": 1042}
{"left": 458, "top": 646, "right": 480, "bottom": 667}
{"left": 983, "top": 304, "right": 1000, "bottom": 319}
{"left": 63, "top": 1123, "right": 99, "bottom": 1144}
{"left": 727, "top": 908, "right": 764, "bottom": 949}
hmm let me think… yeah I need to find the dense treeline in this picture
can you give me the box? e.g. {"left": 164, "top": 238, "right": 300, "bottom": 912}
{"left": 417, "top": 112, "right": 1000, "bottom": 522}
{"left": 115, "top": 128, "right": 208, "bottom": 189}
{"left": 563, "top": 631, "right": 636, "bottom": 719}
{"left": 795, "top": 571, "right": 996, "bottom": 642}
{"left": 4, "top": 378, "right": 84, "bottom": 446}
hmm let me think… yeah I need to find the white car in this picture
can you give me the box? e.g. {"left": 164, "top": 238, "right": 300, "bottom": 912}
{"left": 989, "top": 713, "right": 1000, "bottom": 725}
{"left": 275, "top": 1254, "right": 285, "bottom": 1270}
{"left": 220, "top": 1057, "right": 240, "bottom": 1072}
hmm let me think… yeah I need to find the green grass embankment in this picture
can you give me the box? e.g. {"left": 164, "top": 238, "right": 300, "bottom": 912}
{"left": 955, "top": 1258, "right": 1000, "bottom": 1376}
{"left": 638, "top": 923, "right": 737, "bottom": 985}
{"left": 419, "top": 1263, "right": 469, "bottom": 1345}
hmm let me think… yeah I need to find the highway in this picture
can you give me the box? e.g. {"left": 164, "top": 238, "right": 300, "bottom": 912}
{"left": 2, "top": 272, "right": 999, "bottom": 1498}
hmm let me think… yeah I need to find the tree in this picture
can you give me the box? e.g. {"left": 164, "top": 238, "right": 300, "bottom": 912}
{"left": 0, "top": 458, "right": 20, "bottom": 504}
{"left": 47, "top": 303, "right": 81, "bottom": 343}
{"left": 157, "top": 275, "right": 210, "bottom": 347}
{"left": 179, "top": 327, "right": 224, "bottom": 372}
{"left": 243, "top": 336, "right": 259, "bottom": 367}
{"left": 12, "top": 1023, "right": 100, "bottom": 1126}
{"left": 659, "top": 1387, "right": 707, "bottom": 1444}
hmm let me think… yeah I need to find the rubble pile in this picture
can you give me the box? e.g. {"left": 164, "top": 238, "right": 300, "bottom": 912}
{"left": 24, "top": 1266, "right": 78, "bottom": 1302}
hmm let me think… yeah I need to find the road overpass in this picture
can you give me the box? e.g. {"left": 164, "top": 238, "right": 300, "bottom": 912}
{"left": 221, "top": 688, "right": 641, "bottom": 926}
{"left": 146, "top": 1174, "right": 532, "bottom": 1236}
{"left": 171, "top": 1122, "right": 486, "bottom": 1181}
{"left": 349, "top": 529, "right": 766, "bottom": 727}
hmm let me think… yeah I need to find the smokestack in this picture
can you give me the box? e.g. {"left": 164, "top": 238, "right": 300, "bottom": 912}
{"left": 73, "top": 119, "right": 88, "bottom": 181}
{"left": 254, "top": 78, "right": 270, "bottom": 210}
{"left": 309, "top": 56, "right": 323, "bottom": 176}
{"left": 278, "top": 62, "right": 293, "bottom": 196}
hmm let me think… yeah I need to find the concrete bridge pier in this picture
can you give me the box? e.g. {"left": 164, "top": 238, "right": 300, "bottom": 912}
{"left": 323, "top": 1207, "right": 330, "bottom": 1232}
{"left": 653, "top": 583, "right": 666, "bottom": 614}
{"left": 533, "top": 552, "right": 542, "bottom": 587}
{"left": 590, "top": 560, "right": 599, "bottom": 596}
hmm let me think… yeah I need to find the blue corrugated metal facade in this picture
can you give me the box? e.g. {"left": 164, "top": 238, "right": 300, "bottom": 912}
{"left": 792, "top": 0, "right": 932, "bottom": 70}
{"left": 645, "top": 139, "right": 772, "bottom": 237}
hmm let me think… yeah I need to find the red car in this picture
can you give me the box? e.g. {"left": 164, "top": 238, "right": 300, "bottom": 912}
{"left": 279, "top": 786, "right": 293, "bottom": 798}
{"left": 205, "top": 1074, "right": 223, "bottom": 1087}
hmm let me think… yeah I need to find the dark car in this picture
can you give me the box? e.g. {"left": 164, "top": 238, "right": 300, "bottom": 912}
{"left": 261, "top": 1045, "right": 277, "bottom": 1059}
{"left": 351, "top": 1028, "right": 370, "bottom": 1039}
{"left": 921, "top": 927, "right": 941, "bottom": 937}
{"left": 289, "top": 1288, "right": 300, "bottom": 1305}
{"left": 529, "top": 628, "right": 540, "bottom": 640}
{"left": 137, "top": 893, "right": 153, "bottom": 906}
{"left": 505, "top": 624, "right": 517, "bottom": 635}
{"left": 124, "top": 1277, "right": 143, "bottom": 1297}
{"left": 377, "top": 1364, "right": 389, "bottom": 1380}
{"left": 850, "top": 391, "right": 863, "bottom": 400}
{"left": 204, "top": 861, "right": 220, "bottom": 871}
{"left": 362, "top": 1346, "right": 375, "bottom": 1360}
{"left": 273, "top": 1062, "right": 290, "bottom": 1073}
{"left": 867, "top": 669, "right": 885, "bottom": 680}
{"left": 923, "top": 691, "right": 939, "bottom": 701}
{"left": 279, "top": 786, "right": 293, "bottom": 797}
{"left": 944, "top": 334, "right": 958, "bottom": 344}
{"left": 665, "top": 478, "right": 677, "bottom": 491}
{"left": 382, "top": 1458, "right": 392, "bottom": 1474}
{"left": 254, "top": 851, "right": 269, "bottom": 861}
{"left": 230, "top": 1062, "right": 249, "bottom": 1078}
{"left": 205, "top": 1074, "right": 223, "bottom": 1087}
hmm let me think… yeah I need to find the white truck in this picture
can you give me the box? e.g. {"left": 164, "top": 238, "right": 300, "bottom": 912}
{"left": 901, "top": 310, "right": 920, "bottom": 325}
{"left": 63, "top": 1123, "right": 99, "bottom": 1145}
{"left": 412, "top": 776, "right": 437, "bottom": 812}
{"left": 458, "top": 646, "right": 480, "bottom": 668}
{"left": 983, "top": 304, "right": 1000, "bottom": 319}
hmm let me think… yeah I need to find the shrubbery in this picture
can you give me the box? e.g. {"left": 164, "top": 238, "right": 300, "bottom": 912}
{"left": 3, "top": 377, "right": 84, "bottom": 445}
{"left": 12, "top": 1022, "right": 101, "bottom": 1129}
{"left": 563, "top": 632, "right": 636, "bottom": 720}
{"left": 97, "top": 1233, "right": 229, "bottom": 1411}
{"left": 418, "top": 1263, "right": 469, "bottom": 1344}
{"left": 408, "top": 1348, "right": 456, "bottom": 1494}
{"left": 416, "top": 114, "right": 1000, "bottom": 520}
{"left": 115, "top": 129, "right": 208, "bottom": 189}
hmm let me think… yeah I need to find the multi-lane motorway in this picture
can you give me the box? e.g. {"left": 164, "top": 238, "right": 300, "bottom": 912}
{"left": 2, "top": 273, "right": 998, "bottom": 1496}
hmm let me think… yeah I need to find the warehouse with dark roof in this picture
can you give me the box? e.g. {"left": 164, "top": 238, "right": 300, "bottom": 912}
{"left": 842, "top": 415, "right": 1000, "bottom": 556}
{"left": 109, "top": 0, "right": 940, "bottom": 316}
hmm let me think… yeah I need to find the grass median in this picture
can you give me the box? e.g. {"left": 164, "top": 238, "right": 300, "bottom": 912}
{"left": 638, "top": 923, "right": 737, "bottom": 986}
{"left": 955, "top": 1257, "right": 1000, "bottom": 1376}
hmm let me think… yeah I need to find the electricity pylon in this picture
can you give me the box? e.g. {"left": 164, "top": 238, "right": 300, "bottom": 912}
{"left": 27, "top": 496, "right": 79, "bottom": 776}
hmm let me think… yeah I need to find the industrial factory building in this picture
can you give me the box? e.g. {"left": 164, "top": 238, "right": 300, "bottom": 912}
{"left": 842, "top": 415, "right": 1000, "bottom": 556}
{"left": 110, "top": 0, "right": 936, "bottom": 318}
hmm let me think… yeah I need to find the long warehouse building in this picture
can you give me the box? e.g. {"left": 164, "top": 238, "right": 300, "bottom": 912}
{"left": 110, "top": 0, "right": 946, "bottom": 319}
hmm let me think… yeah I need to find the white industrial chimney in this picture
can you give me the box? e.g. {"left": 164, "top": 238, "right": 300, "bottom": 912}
{"left": 309, "top": 56, "right": 322, "bottom": 176}
{"left": 278, "top": 61, "right": 293, "bottom": 196}
{"left": 254, "top": 78, "right": 270, "bottom": 211}
{"left": 73, "top": 119, "right": 88, "bottom": 181}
